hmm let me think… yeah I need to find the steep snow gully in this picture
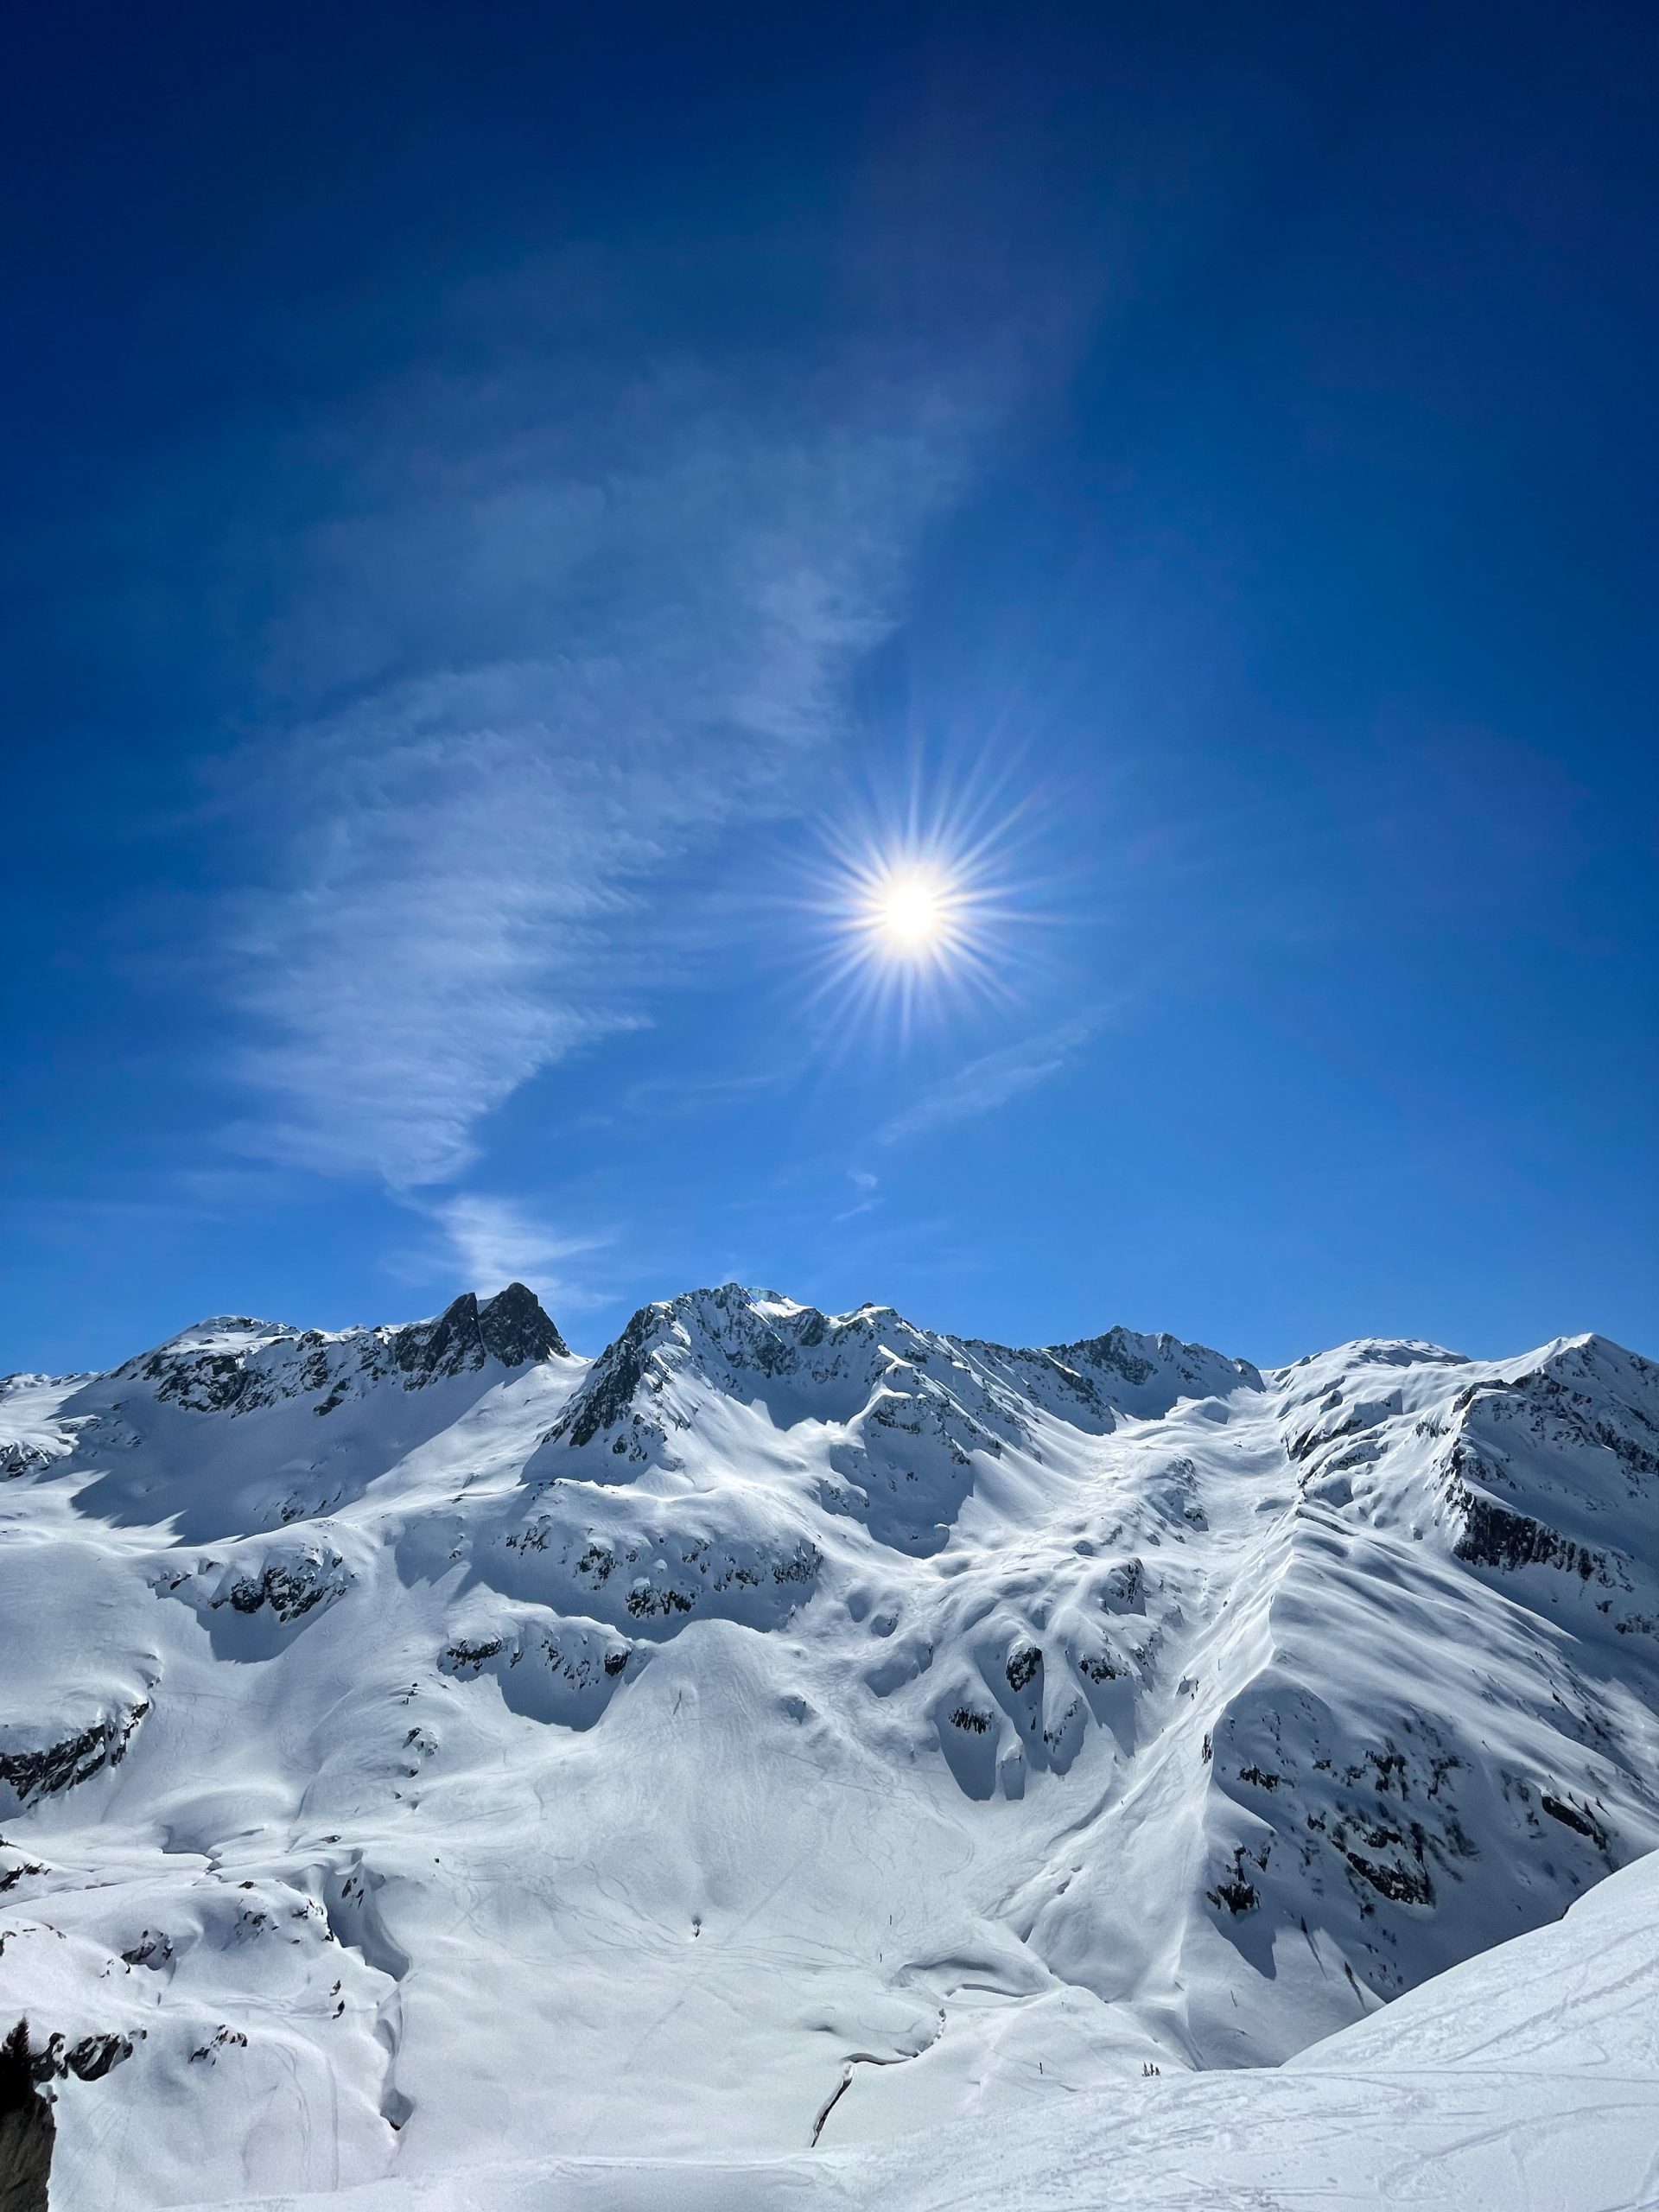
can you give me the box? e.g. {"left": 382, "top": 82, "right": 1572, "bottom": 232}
{"left": 3, "top": 1283, "right": 1658, "bottom": 2208}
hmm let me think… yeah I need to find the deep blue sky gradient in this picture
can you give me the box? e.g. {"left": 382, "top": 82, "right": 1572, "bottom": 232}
{"left": 3, "top": 2, "right": 1656, "bottom": 1371}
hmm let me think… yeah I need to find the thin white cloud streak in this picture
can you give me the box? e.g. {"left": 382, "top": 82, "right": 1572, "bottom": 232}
{"left": 617, "top": 1066, "right": 791, "bottom": 1120}
{"left": 876, "top": 1012, "right": 1106, "bottom": 1145}
{"left": 376, "top": 1194, "right": 610, "bottom": 1309}
{"left": 832, "top": 1166, "right": 880, "bottom": 1224}
{"left": 216, "top": 350, "right": 990, "bottom": 1187}
{"left": 412, "top": 1193, "right": 609, "bottom": 1306}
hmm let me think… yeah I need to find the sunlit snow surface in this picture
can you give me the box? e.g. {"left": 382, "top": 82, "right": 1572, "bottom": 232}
{"left": 188, "top": 1848, "right": 1659, "bottom": 2211}
{"left": 3, "top": 1285, "right": 1658, "bottom": 2209}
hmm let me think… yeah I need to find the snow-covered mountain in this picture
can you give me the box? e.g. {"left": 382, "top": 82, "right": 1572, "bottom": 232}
{"left": 3, "top": 1284, "right": 1657, "bottom": 2209}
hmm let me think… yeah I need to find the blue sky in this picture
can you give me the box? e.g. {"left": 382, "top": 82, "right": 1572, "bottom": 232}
{"left": 3, "top": 1, "right": 1656, "bottom": 1373}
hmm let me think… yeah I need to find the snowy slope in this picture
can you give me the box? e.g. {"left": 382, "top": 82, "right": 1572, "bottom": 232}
{"left": 171, "top": 1840, "right": 1659, "bottom": 2212}
{"left": 3, "top": 1284, "right": 1658, "bottom": 2208}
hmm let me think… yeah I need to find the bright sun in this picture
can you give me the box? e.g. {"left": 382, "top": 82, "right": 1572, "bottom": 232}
{"left": 849, "top": 861, "right": 973, "bottom": 976}
{"left": 805, "top": 770, "right": 1030, "bottom": 1026}
{"left": 879, "top": 877, "right": 943, "bottom": 949}
{"left": 804, "top": 810, "right": 1020, "bottom": 1030}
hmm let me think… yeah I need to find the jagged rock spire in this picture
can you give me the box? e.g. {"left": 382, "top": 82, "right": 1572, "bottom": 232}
{"left": 479, "top": 1282, "right": 569, "bottom": 1365}
{"left": 391, "top": 1284, "right": 569, "bottom": 1382}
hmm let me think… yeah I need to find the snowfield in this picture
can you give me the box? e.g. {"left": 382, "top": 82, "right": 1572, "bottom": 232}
{"left": 3, "top": 1281, "right": 1658, "bottom": 2209}
{"left": 176, "top": 1843, "right": 1659, "bottom": 2211}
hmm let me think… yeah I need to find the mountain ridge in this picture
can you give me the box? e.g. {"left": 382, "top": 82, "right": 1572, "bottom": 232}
{"left": 3, "top": 1284, "right": 1657, "bottom": 2207}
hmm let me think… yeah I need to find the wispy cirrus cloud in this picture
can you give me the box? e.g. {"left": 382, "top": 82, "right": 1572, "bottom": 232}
{"left": 833, "top": 1167, "right": 881, "bottom": 1224}
{"left": 876, "top": 1011, "right": 1107, "bottom": 1146}
{"left": 616, "top": 1066, "right": 793, "bottom": 1121}
{"left": 397, "top": 1192, "right": 610, "bottom": 1308}
{"left": 212, "top": 341, "right": 991, "bottom": 1191}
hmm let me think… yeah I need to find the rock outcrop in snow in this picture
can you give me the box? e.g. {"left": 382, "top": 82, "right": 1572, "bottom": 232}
{"left": 3, "top": 1285, "right": 1656, "bottom": 2209}
{"left": 0, "top": 2021, "right": 54, "bottom": 2212}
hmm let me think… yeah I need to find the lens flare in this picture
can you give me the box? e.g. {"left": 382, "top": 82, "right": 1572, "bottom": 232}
{"left": 879, "top": 876, "right": 943, "bottom": 950}
{"left": 859, "top": 867, "right": 970, "bottom": 964}
{"left": 841, "top": 852, "right": 977, "bottom": 979}
{"left": 804, "top": 828, "right": 1014, "bottom": 1031}
{"left": 781, "top": 749, "right": 1048, "bottom": 1046}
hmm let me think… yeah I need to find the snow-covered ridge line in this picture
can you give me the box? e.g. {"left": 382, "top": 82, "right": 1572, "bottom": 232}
{"left": 2, "top": 1285, "right": 1656, "bottom": 2209}
{"left": 103, "top": 1281, "right": 569, "bottom": 1418}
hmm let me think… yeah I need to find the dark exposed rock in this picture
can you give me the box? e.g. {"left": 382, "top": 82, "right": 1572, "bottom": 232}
{"left": 0, "top": 2025, "right": 128, "bottom": 2212}
{"left": 188, "top": 2026, "right": 247, "bottom": 2063}
{"left": 1288, "top": 1409, "right": 1368, "bottom": 1463}
{"left": 626, "top": 1583, "right": 696, "bottom": 1618}
{"left": 478, "top": 1283, "right": 569, "bottom": 1365}
{"left": 1047, "top": 1325, "right": 1263, "bottom": 1399}
{"left": 550, "top": 1302, "right": 662, "bottom": 1451}
{"left": 144, "top": 1348, "right": 255, "bottom": 1413}
{"left": 0, "top": 2022, "right": 53, "bottom": 2212}
{"left": 56, "top": 2035, "right": 134, "bottom": 2084}
{"left": 1101, "top": 1558, "right": 1145, "bottom": 1612}
{"left": 1207, "top": 1847, "right": 1261, "bottom": 1915}
{"left": 1452, "top": 1486, "right": 1601, "bottom": 1580}
{"left": 387, "top": 1294, "right": 488, "bottom": 1382}
{"left": 395, "top": 1281, "right": 576, "bottom": 1378}
{"left": 0, "top": 1443, "right": 54, "bottom": 1480}
{"left": 1337, "top": 1845, "right": 1434, "bottom": 1906}
{"left": 1063, "top": 1329, "right": 1157, "bottom": 1387}
{"left": 221, "top": 1550, "right": 348, "bottom": 1623}
{"left": 0, "top": 1702, "right": 149, "bottom": 1807}
{"left": 1541, "top": 1793, "right": 1609, "bottom": 1849}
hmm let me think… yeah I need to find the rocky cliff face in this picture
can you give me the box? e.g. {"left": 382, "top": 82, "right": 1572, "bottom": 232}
{"left": 3, "top": 1287, "right": 1656, "bottom": 2208}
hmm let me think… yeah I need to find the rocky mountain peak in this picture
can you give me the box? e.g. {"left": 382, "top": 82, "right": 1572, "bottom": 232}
{"left": 478, "top": 1282, "right": 570, "bottom": 1365}
{"left": 102, "top": 1285, "right": 569, "bottom": 1421}
{"left": 387, "top": 1284, "right": 569, "bottom": 1380}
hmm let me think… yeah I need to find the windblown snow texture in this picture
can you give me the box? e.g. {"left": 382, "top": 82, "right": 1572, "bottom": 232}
{"left": 3, "top": 1282, "right": 1657, "bottom": 2208}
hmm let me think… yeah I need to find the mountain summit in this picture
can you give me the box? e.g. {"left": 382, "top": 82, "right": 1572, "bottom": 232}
{"left": 3, "top": 1287, "right": 1656, "bottom": 2207}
